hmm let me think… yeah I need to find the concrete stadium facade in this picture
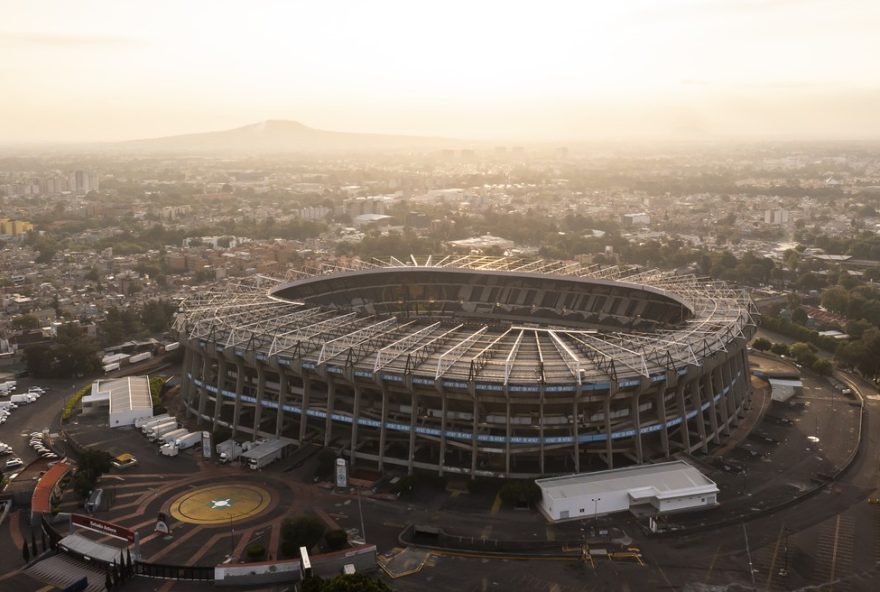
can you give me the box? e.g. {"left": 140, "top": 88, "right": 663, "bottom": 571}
{"left": 175, "top": 257, "right": 757, "bottom": 478}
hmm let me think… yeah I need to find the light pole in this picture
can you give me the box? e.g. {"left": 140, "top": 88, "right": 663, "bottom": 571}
{"left": 228, "top": 510, "right": 235, "bottom": 557}
{"left": 357, "top": 488, "right": 367, "bottom": 543}
{"left": 591, "top": 497, "right": 601, "bottom": 533}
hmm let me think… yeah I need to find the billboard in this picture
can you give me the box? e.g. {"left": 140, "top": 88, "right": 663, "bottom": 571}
{"left": 202, "top": 431, "right": 212, "bottom": 458}
{"left": 335, "top": 458, "right": 348, "bottom": 488}
{"left": 71, "top": 514, "right": 135, "bottom": 543}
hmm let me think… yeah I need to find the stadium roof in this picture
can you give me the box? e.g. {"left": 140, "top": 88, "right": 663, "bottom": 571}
{"left": 174, "top": 256, "right": 756, "bottom": 387}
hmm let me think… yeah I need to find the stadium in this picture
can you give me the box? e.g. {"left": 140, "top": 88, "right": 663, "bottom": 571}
{"left": 174, "top": 256, "right": 757, "bottom": 478}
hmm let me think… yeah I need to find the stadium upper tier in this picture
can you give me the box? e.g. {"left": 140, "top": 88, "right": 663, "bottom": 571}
{"left": 174, "top": 256, "right": 756, "bottom": 387}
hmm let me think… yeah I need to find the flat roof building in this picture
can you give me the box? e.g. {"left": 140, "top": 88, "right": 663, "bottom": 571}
{"left": 85, "top": 376, "right": 153, "bottom": 428}
{"left": 535, "top": 460, "right": 719, "bottom": 522}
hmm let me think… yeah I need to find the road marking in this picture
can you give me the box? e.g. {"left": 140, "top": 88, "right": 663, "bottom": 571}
{"left": 549, "top": 584, "right": 561, "bottom": 592}
{"left": 764, "top": 523, "right": 786, "bottom": 591}
{"left": 704, "top": 543, "right": 721, "bottom": 582}
{"left": 828, "top": 514, "right": 841, "bottom": 592}
{"left": 490, "top": 493, "right": 502, "bottom": 515}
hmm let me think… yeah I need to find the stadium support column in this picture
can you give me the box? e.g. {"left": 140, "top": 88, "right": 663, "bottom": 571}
{"left": 324, "top": 380, "right": 336, "bottom": 447}
{"left": 689, "top": 378, "right": 709, "bottom": 453}
{"left": 275, "top": 370, "right": 288, "bottom": 438}
{"left": 437, "top": 385, "right": 448, "bottom": 477}
{"left": 656, "top": 371, "right": 673, "bottom": 458}
{"left": 704, "top": 368, "right": 722, "bottom": 444}
{"left": 572, "top": 388, "right": 581, "bottom": 473}
{"left": 676, "top": 380, "right": 691, "bottom": 451}
{"left": 181, "top": 346, "right": 193, "bottom": 410}
{"left": 539, "top": 386, "right": 546, "bottom": 475}
{"left": 408, "top": 387, "right": 419, "bottom": 476}
{"left": 631, "top": 381, "right": 646, "bottom": 464}
{"left": 231, "top": 360, "right": 245, "bottom": 439}
{"left": 378, "top": 384, "right": 388, "bottom": 472}
{"left": 722, "top": 358, "right": 738, "bottom": 427}
{"left": 212, "top": 357, "right": 227, "bottom": 428}
{"left": 504, "top": 390, "right": 512, "bottom": 476}
{"left": 193, "top": 351, "right": 207, "bottom": 421}
{"left": 714, "top": 364, "right": 730, "bottom": 435}
{"left": 470, "top": 383, "right": 479, "bottom": 479}
{"left": 735, "top": 351, "right": 749, "bottom": 415}
{"left": 299, "top": 376, "right": 311, "bottom": 444}
{"left": 604, "top": 383, "right": 616, "bottom": 469}
{"left": 350, "top": 382, "right": 362, "bottom": 468}
{"left": 253, "top": 363, "right": 266, "bottom": 439}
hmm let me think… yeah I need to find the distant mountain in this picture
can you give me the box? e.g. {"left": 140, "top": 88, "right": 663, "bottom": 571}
{"left": 121, "top": 120, "right": 459, "bottom": 153}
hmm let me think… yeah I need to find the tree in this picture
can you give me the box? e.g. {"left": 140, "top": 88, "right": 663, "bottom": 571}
{"left": 11, "top": 314, "right": 40, "bottom": 330}
{"left": 280, "top": 515, "right": 326, "bottom": 557}
{"left": 752, "top": 338, "right": 772, "bottom": 352}
{"left": 791, "top": 307, "right": 808, "bottom": 325}
{"left": 789, "top": 342, "right": 817, "bottom": 367}
{"left": 770, "top": 342, "right": 790, "bottom": 357}
{"left": 498, "top": 481, "right": 542, "bottom": 507}
{"left": 315, "top": 449, "right": 338, "bottom": 479}
{"left": 821, "top": 286, "right": 849, "bottom": 315}
{"left": 812, "top": 358, "right": 833, "bottom": 376}
{"left": 321, "top": 574, "right": 392, "bottom": 592}
{"left": 325, "top": 529, "right": 348, "bottom": 551}
{"left": 24, "top": 323, "right": 101, "bottom": 378}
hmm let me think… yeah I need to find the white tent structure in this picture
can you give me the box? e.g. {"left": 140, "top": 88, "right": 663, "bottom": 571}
{"left": 87, "top": 376, "right": 154, "bottom": 428}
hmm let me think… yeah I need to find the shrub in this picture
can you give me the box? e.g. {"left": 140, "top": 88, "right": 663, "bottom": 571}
{"left": 62, "top": 384, "right": 93, "bottom": 422}
{"left": 279, "top": 515, "right": 326, "bottom": 557}
{"left": 245, "top": 542, "right": 266, "bottom": 561}
{"left": 752, "top": 337, "right": 771, "bottom": 351}
{"left": 324, "top": 529, "right": 348, "bottom": 551}
{"left": 498, "top": 481, "right": 542, "bottom": 507}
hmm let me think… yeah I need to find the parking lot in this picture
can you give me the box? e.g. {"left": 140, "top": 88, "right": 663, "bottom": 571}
{"left": 0, "top": 376, "right": 90, "bottom": 473}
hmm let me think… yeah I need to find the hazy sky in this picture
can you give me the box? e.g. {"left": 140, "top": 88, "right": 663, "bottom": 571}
{"left": 1, "top": 0, "right": 879, "bottom": 143}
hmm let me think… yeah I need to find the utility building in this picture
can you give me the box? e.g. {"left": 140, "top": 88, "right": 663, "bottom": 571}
{"left": 535, "top": 460, "right": 719, "bottom": 522}
{"left": 83, "top": 376, "right": 153, "bottom": 428}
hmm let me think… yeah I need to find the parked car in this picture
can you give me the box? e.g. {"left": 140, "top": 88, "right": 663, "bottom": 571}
{"left": 5, "top": 457, "right": 23, "bottom": 469}
{"left": 111, "top": 453, "right": 138, "bottom": 470}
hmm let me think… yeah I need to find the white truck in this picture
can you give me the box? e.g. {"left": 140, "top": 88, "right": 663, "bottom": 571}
{"left": 159, "top": 428, "right": 189, "bottom": 446}
{"left": 135, "top": 413, "right": 171, "bottom": 429}
{"left": 10, "top": 394, "right": 35, "bottom": 404}
{"left": 147, "top": 420, "right": 179, "bottom": 442}
{"left": 175, "top": 432, "right": 202, "bottom": 450}
{"left": 216, "top": 439, "right": 243, "bottom": 464}
{"left": 142, "top": 416, "right": 175, "bottom": 435}
{"left": 159, "top": 443, "right": 179, "bottom": 457}
{"left": 242, "top": 439, "right": 288, "bottom": 470}
{"left": 0, "top": 380, "right": 16, "bottom": 394}
{"left": 128, "top": 351, "right": 153, "bottom": 365}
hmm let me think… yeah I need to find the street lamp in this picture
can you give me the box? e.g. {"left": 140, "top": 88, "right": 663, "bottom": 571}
{"left": 591, "top": 497, "right": 601, "bottom": 532}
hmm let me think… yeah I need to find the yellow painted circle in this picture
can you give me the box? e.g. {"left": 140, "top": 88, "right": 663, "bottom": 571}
{"left": 169, "top": 484, "right": 271, "bottom": 525}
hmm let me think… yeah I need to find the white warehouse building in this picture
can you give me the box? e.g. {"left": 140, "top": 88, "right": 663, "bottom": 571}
{"left": 82, "top": 376, "right": 154, "bottom": 428}
{"left": 535, "top": 460, "right": 719, "bottom": 522}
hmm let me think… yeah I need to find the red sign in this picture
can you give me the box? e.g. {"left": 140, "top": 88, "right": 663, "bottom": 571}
{"left": 71, "top": 514, "right": 135, "bottom": 543}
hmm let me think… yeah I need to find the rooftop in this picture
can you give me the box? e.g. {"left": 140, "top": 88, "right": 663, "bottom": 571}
{"left": 92, "top": 376, "right": 153, "bottom": 415}
{"left": 535, "top": 460, "right": 718, "bottom": 501}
